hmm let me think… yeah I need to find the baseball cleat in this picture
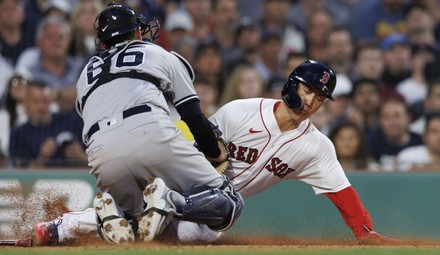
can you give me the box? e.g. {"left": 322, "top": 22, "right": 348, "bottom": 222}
{"left": 32, "top": 219, "right": 61, "bottom": 246}
{"left": 138, "top": 178, "right": 174, "bottom": 242}
{"left": 93, "top": 192, "right": 135, "bottom": 245}
{"left": 358, "top": 231, "right": 400, "bottom": 245}
{"left": 358, "top": 225, "right": 400, "bottom": 245}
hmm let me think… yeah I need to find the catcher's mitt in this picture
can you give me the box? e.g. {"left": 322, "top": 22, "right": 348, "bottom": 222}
{"left": 192, "top": 127, "right": 231, "bottom": 173}
{"left": 211, "top": 136, "right": 230, "bottom": 174}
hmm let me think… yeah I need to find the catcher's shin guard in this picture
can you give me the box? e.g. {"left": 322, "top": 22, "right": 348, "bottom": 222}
{"left": 166, "top": 180, "right": 243, "bottom": 232}
{"left": 93, "top": 192, "right": 135, "bottom": 245}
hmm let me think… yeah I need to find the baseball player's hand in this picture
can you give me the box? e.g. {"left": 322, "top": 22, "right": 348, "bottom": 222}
{"left": 206, "top": 137, "right": 231, "bottom": 173}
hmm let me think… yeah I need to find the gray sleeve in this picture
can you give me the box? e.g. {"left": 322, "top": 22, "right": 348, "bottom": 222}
{"left": 167, "top": 51, "right": 198, "bottom": 108}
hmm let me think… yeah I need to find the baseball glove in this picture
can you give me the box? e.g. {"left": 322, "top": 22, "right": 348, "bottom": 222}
{"left": 192, "top": 122, "right": 231, "bottom": 173}
{"left": 211, "top": 136, "right": 231, "bottom": 174}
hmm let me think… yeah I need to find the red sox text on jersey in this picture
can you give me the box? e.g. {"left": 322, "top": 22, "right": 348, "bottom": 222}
{"left": 227, "top": 142, "right": 296, "bottom": 178}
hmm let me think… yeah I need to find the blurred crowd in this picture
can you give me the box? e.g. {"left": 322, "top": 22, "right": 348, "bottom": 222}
{"left": 0, "top": 0, "right": 439, "bottom": 172}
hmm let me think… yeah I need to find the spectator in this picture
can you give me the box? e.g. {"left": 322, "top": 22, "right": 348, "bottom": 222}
{"left": 410, "top": 78, "right": 440, "bottom": 135}
{"left": 368, "top": 98, "right": 423, "bottom": 171}
{"left": 69, "top": 0, "right": 104, "bottom": 60}
{"left": 15, "top": 16, "right": 84, "bottom": 93}
{"left": 183, "top": 0, "right": 213, "bottom": 42}
{"left": 403, "top": 3, "right": 436, "bottom": 45}
{"left": 419, "top": 0, "right": 440, "bottom": 46}
{"left": 325, "top": 91, "right": 353, "bottom": 135}
{"left": 8, "top": 81, "right": 86, "bottom": 169}
{"left": 288, "top": 0, "right": 358, "bottom": 34}
{"left": 211, "top": 0, "right": 241, "bottom": 66}
{"left": 0, "top": 0, "right": 34, "bottom": 67}
{"left": 326, "top": 26, "right": 355, "bottom": 78}
{"left": 380, "top": 33, "right": 411, "bottom": 99}
{"left": 227, "top": 16, "right": 262, "bottom": 72}
{"left": 326, "top": 27, "right": 355, "bottom": 101}
{"left": 0, "top": 74, "right": 27, "bottom": 156}
{"left": 349, "top": 78, "right": 382, "bottom": 138}
{"left": 328, "top": 122, "right": 380, "bottom": 171}
{"left": 235, "top": 0, "right": 263, "bottom": 21}
{"left": 163, "top": 9, "right": 194, "bottom": 51}
{"left": 396, "top": 42, "right": 437, "bottom": 120}
{"left": 172, "top": 35, "right": 198, "bottom": 66}
{"left": 193, "top": 76, "right": 219, "bottom": 117}
{"left": 352, "top": 41, "right": 384, "bottom": 82}
{"left": 22, "top": 0, "right": 45, "bottom": 47}
{"left": 352, "top": 0, "right": 407, "bottom": 42}
{"left": 42, "top": 0, "right": 71, "bottom": 20}
{"left": 219, "top": 64, "right": 264, "bottom": 106}
{"left": 396, "top": 112, "right": 440, "bottom": 171}
{"left": 259, "top": 0, "right": 305, "bottom": 58}
{"left": 254, "top": 28, "right": 283, "bottom": 82}
{"left": 192, "top": 40, "right": 225, "bottom": 100}
{"left": 2, "top": 74, "right": 28, "bottom": 128}
{"left": 0, "top": 54, "right": 14, "bottom": 101}
{"left": 304, "top": 8, "right": 333, "bottom": 62}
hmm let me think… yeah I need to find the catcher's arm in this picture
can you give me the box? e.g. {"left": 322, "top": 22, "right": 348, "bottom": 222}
{"left": 174, "top": 117, "right": 231, "bottom": 173}
{"left": 176, "top": 100, "right": 221, "bottom": 159}
{"left": 204, "top": 123, "right": 230, "bottom": 173}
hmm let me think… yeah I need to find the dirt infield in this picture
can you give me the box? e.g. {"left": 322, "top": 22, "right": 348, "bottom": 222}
{"left": 2, "top": 190, "right": 440, "bottom": 251}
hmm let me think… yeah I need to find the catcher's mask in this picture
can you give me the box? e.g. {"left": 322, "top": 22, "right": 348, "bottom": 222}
{"left": 282, "top": 60, "right": 336, "bottom": 110}
{"left": 94, "top": 2, "right": 160, "bottom": 46}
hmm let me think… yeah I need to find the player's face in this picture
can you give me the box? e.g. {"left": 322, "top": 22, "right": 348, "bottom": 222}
{"left": 295, "top": 83, "right": 326, "bottom": 118}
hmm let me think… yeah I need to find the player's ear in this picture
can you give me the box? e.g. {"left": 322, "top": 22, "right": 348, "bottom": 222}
{"left": 135, "top": 27, "right": 143, "bottom": 40}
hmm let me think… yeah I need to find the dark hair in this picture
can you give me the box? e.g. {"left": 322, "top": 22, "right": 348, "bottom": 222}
{"left": 403, "top": 3, "right": 427, "bottom": 19}
{"left": 194, "top": 39, "right": 221, "bottom": 60}
{"left": 425, "top": 111, "right": 440, "bottom": 133}
{"left": 427, "top": 77, "right": 440, "bottom": 97}
{"left": 353, "top": 40, "right": 381, "bottom": 62}
{"left": 193, "top": 75, "right": 213, "bottom": 86}
{"left": 328, "top": 121, "right": 369, "bottom": 169}
{"left": 350, "top": 78, "right": 381, "bottom": 97}
{"left": 3, "top": 75, "right": 27, "bottom": 127}
{"left": 27, "top": 80, "right": 49, "bottom": 89}
{"left": 379, "top": 97, "right": 409, "bottom": 115}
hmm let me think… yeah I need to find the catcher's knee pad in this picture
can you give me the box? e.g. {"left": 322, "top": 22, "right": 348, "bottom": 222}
{"left": 93, "top": 192, "right": 135, "bottom": 245}
{"left": 166, "top": 180, "right": 243, "bottom": 232}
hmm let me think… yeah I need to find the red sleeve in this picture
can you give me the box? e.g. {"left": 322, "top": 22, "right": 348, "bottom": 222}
{"left": 325, "top": 186, "right": 373, "bottom": 239}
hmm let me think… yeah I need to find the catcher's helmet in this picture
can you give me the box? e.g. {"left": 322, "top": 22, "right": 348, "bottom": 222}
{"left": 95, "top": 3, "right": 160, "bottom": 45}
{"left": 282, "top": 60, "right": 336, "bottom": 110}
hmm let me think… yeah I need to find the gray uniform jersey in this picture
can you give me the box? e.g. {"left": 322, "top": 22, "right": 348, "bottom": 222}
{"left": 75, "top": 40, "right": 223, "bottom": 219}
{"left": 76, "top": 40, "right": 196, "bottom": 135}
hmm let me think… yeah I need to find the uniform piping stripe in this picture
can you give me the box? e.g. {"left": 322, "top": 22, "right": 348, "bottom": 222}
{"left": 174, "top": 94, "right": 199, "bottom": 107}
{"left": 237, "top": 110, "right": 312, "bottom": 192}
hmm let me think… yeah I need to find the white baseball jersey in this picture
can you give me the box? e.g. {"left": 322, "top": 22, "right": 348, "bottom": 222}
{"left": 209, "top": 98, "right": 350, "bottom": 197}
